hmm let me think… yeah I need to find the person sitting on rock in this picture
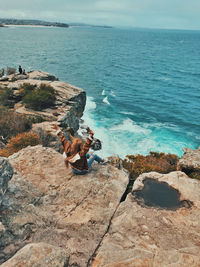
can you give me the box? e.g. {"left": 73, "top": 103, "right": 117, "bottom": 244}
{"left": 52, "top": 124, "right": 107, "bottom": 175}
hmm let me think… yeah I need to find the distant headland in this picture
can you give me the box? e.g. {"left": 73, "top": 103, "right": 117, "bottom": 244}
{"left": 0, "top": 18, "right": 113, "bottom": 29}
{"left": 0, "top": 18, "right": 69, "bottom": 28}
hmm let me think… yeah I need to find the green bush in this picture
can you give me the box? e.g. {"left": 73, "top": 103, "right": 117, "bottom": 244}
{"left": 22, "top": 83, "right": 56, "bottom": 110}
{"left": 0, "top": 87, "right": 15, "bottom": 107}
{"left": 18, "top": 83, "right": 36, "bottom": 98}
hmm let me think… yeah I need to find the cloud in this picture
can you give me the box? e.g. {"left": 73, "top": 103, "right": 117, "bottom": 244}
{"left": 0, "top": 0, "right": 200, "bottom": 29}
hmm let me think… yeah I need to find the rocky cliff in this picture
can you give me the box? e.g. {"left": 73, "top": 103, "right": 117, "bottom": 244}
{"left": 0, "top": 146, "right": 128, "bottom": 266}
{"left": 0, "top": 72, "right": 200, "bottom": 267}
{"left": 0, "top": 70, "right": 86, "bottom": 133}
{"left": 0, "top": 146, "right": 200, "bottom": 267}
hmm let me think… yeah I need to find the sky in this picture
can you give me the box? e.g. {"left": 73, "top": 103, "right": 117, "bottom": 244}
{"left": 0, "top": 0, "right": 200, "bottom": 30}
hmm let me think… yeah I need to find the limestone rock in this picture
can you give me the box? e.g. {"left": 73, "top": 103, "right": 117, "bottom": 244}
{"left": 93, "top": 171, "right": 200, "bottom": 267}
{"left": 28, "top": 70, "right": 58, "bottom": 81}
{"left": 0, "top": 243, "right": 69, "bottom": 267}
{"left": 0, "top": 157, "right": 13, "bottom": 204}
{"left": 8, "top": 74, "right": 28, "bottom": 81}
{"left": 0, "top": 145, "right": 128, "bottom": 266}
{"left": 0, "top": 71, "right": 86, "bottom": 133}
{"left": 178, "top": 147, "right": 200, "bottom": 178}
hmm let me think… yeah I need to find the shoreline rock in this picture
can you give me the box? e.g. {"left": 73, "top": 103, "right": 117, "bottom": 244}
{"left": 0, "top": 70, "right": 86, "bottom": 134}
{"left": 1, "top": 71, "right": 200, "bottom": 266}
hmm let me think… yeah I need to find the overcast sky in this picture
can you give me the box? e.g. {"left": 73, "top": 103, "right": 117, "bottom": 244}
{"left": 0, "top": 0, "right": 200, "bottom": 30}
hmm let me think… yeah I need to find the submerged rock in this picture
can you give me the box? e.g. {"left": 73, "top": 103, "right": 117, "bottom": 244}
{"left": 93, "top": 171, "right": 200, "bottom": 267}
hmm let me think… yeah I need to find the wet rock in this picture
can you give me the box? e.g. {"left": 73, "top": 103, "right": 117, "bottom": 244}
{"left": 0, "top": 242, "right": 69, "bottom": 267}
{"left": 93, "top": 171, "right": 200, "bottom": 267}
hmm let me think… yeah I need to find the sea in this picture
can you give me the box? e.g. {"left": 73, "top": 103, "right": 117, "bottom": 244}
{"left": 0, "top": 25, "right": 200, "bottom": 158}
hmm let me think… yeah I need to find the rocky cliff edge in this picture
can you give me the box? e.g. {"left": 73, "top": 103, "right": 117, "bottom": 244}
{"left": 0, "top": 70, "right": 86, "bottom": 133}
{"left": 0, "top": 145, "right": 200, "bottom": 267}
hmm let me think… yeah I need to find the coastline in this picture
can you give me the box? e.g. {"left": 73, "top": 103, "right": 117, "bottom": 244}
{"left": 4, "top": 24, "right": 64, "bottom": 28}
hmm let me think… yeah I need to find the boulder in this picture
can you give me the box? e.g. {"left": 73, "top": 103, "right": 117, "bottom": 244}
{"left": 0, "top": 242, "right": 69, "bottom": 267}
{"left": 93, "top": 171, "right": 200, "bottom": 267}
{"left": 0, "top": 145, "right": 128, "bottom": 266}
{"left": 28, "top": 70, "right": 58, "bottom": 81}
{"left": 178, "top": 147, "right": 200, "bottom": 178}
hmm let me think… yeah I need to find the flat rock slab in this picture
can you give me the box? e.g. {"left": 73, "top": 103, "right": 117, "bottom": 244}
{"left": 0, "top": 243, "right": 69, "bottom": 267}
{"left": 2, "top": 145, "right": 128, "bottom": 266}
{"left": 93, "top": 171, "right": 200, "bottom": 267}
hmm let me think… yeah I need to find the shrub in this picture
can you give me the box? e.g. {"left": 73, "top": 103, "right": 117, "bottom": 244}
{"left": 17, "top": 83, "right": 36, "bottom": 99}
{"left": 0, "top": 132, "right": 41, "bottom": 157}
{"left": 0, "top": 87, "right": 15, "bottom": 107}
{"left": 123, "top": 152, "right": 179, "bottom": 179}
{"left": 0, "top": 106, "right": 32, "bottom": 142}
{"left": 22, "top": 83, "right": 56, "bottom": 110}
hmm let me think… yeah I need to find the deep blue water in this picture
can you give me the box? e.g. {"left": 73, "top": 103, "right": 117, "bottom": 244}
{"left": 0, "top": 26, "right": 200, "bottom": 157}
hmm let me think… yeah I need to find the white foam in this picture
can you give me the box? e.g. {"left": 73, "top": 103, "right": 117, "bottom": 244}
{"left": 120, "top": 111, "right": 136, "bottom": 116}
{"left": 110, "top": 90, "right": 116, "bottom": 97}
{"left": 110, "top": 119, "right": 151, "bottom": 135}
{"left": 158, "top": 76, "right": 171, "bottom": 81}
{"left": 142, "top": 122, "right": 178, "bottom": 131}
{"left": 103, "top": 96, "right": 110, "bottom": 105}
{"left": 80, "top": 98, "right": 186, "bottom": 158}
{"left": 101, "top": 89, "right": 105, "bottom": 96}
{"left": 85, "top": 96, "right": 96, "bottom": 111}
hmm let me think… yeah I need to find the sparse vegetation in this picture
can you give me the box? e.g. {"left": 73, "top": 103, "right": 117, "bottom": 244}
{"left": 0, "top": 87, "right": 15, "bottom": 107}
{"left": 0, "top": 106, "right": 32, "bottom": 142}
{"left": 0, "top": 132, "right": 41, "bottom": 157}
{"left": 123, "top": 152, "right": 179, "bottom": 179}
{"left": 17, "top": 83, "right": 36, "bottom": 99}
{"left": 22, "top": 83, "right": 56, "bottom": 110}
{"left": 0, "top": 82, "right": 56, "bottom": 111}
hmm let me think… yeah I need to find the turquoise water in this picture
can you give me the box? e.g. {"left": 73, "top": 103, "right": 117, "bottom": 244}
{"left": 0, "top": 26, "right": 200, "bottom": 157}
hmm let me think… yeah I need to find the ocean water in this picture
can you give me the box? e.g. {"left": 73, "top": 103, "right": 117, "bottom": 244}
{"left": 0, "top": 26, "right": 200, "bottom": 158}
